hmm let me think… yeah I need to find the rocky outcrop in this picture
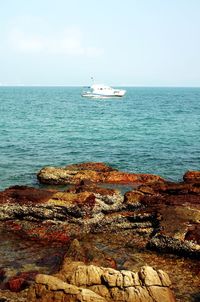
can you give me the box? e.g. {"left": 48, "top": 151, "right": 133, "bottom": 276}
{"left": 0, "top": 175, "right": 200, "bottom": 258}
{"left": 0, "top": 184, "right": 124, "bottom": 242}
{"left": 133, "top": 181, "right": 200, "bottom": 257}
{"left": 1, "top": 165, "right": 200, "bottom": 259}
{"left": 37, "top": 162, "right": 165, "bottom": 185}
{"left": 28, "top": 261, "right": 175, "bottom": 302}
{"left": 0, "top": 183, "right": 158, "bottom": 246}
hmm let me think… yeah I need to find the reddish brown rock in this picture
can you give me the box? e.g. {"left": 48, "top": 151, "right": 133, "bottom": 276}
{"left": 37, "top": 162, "right": 165, "bottom": 185}
{"left": 183, "top": 170, "right": 200, "bottom": 183}
{"left": 124, "top": 190, "right": 144, "bottom": 208}
{"left": 0, "top": 175, "right": 199, "bottom": 259}
{"left": 104, "top": 171, "right": 139, "bottom": 183}
{"left": 0, "top": 186, "right": 55, "bottom": 205}
{"left": 4, "top": 221, "right": 72, "bottom": 243}
{"left": 6, "top": 271, "right": 37, "bottom": 292}
{"left": 47, "top": 191, "right": 96, "bottom": 218}
{"left": 67, "top": 182, "right": 119, "bottom": 196}
{"left": 139, "top": 181, "right": 200, "bottom": 196}
{"left": 0, "top": 184, "right": 123, "bottom": 243}
{"left": 65, "top": 162, "right": 116, "bottom": 172}
{"left": 185, "top": 224, "right": 200, "bottom": 244}
{"left": 135, "top": 181, "right": 200, "bottom": 257}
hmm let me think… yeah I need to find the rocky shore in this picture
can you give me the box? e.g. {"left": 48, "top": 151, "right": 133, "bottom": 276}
{"left": 0, "top": 162, "right": 199, "bottom": 301}
{"left": 27, "top": 239, "right": 175, "bottom": 302}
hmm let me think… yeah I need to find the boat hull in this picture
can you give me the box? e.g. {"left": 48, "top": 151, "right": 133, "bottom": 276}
{"left": 81, "top": 93, "right": 124, "bottom": 98}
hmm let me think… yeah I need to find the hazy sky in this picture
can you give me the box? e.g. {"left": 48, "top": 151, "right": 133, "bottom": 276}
{"left": 0, "top": 0, "right": 200, "bottom": 86}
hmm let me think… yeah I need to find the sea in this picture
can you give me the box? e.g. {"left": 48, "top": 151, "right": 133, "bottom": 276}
{"left": 0, "top": 86, "right": 200, "bottom": 302}
{"left": 0, "top": 86, "right": 200, "bottom": 191}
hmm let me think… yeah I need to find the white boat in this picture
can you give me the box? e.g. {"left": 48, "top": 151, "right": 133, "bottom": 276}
{"left": 81, "top": 84, "right": 126, "bottom": 98}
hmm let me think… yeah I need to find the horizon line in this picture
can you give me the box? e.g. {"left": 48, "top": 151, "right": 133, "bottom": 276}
{"left": 0, "top": 84, "right": 200, "bottom": 88}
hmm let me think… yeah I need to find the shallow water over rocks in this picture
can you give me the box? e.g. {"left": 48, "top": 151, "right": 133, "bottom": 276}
{"left": 81, "top": 232, "right": 200, "bottom": 302}
{"left": 0, "top": 228, "right": 199, "bottom": 302}
{"left": 0, "top": 228, "right": 68, "bottom": 278}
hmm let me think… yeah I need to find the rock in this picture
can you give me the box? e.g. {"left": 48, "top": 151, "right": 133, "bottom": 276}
{"left": 65, "top": 162, "right": 116, "bottom": 172}
{"left": 0, "top": 186, "right": 55, "bottom": 205}
{"left": 47, "top": 191, "right": 96, "bottom": 217}
{"left": 57, "top": 239, "right": 117, "bottom": 273}
{"left": 183, "top": 170, "right": 200, "bottom": 183}
{"left": 6, "top": 271, "right": 37, "bottom": 292}
{"left": 138, "top": 266, "right": 162, "bottom": 286}
{"left": 185, "top": 224, "right": 200, "bottom": 244}
{"left": 0, "top": 172, "right": 199, "bottom": 259}
{"left": 0, "top": 185, "right": 125, "bottom": 242}
{"left": 0, "top": 268, "right": 6, "bottom": 282}
{"left": 27, "top": 263, "right": 175, "bottom": 302}
{"left": 37, "top": 162, "right": 165, "bottom": 185}
{"left": 0, "top": 289, "right": 28, "bottom": 302}
{"left": 67, "top": 182, "right": 119, "bottom": 196}
{"left": 123, "top": 190, "right": 144, "bottom": 208}
{"left": 147, "top": 234, "right": 200, "bottom": 258}
{"left": 135, "top": 181, "right": 200, "bottom": 258}
{"left": 37, "top": 166, "right": 103, "bottom": 185}
{"left": 148, "top": 287, "right": 176, "bottom": 302}
{"left": 28, "top": 274, "right": 107, "bottom": 302}
{"left": 4, "top": 220, "right": 72, "bottom": 243}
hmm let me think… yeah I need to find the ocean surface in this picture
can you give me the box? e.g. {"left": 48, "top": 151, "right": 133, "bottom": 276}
{"left": 0, "top": 86, "right": 200, "bottom": 190}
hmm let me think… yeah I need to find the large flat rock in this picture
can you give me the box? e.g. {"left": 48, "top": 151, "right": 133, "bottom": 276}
{"left": 37, "top": 162, "right": 165, "bottom": 185}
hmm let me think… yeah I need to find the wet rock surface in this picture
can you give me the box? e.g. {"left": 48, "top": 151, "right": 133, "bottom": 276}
{"left": 0, "top": 163, "right": 200, "bottom": 301}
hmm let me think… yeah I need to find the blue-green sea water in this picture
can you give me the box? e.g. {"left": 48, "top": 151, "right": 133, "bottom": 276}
{"left": 0, "top": 86, "right": 200, "bottom": 190}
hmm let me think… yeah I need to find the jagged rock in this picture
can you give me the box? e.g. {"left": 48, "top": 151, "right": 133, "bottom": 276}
{"left": 1, "top": 168, "right": 200, "bottom": 259}
{"left": 27, "top": 262, "right": 175, "bottom": 302}
{"left": 148, "top": 234, "right": 200, "bottom": 258}
{"left": 28, "top": 274, "right": 107, "bottom": 302}
{"left": 134, "top": 180, "right": 200, "bottom": 258}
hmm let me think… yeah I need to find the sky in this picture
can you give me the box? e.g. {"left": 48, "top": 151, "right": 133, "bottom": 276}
{"left": 0, "top": 0, "right": 200, "bottom": 86}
